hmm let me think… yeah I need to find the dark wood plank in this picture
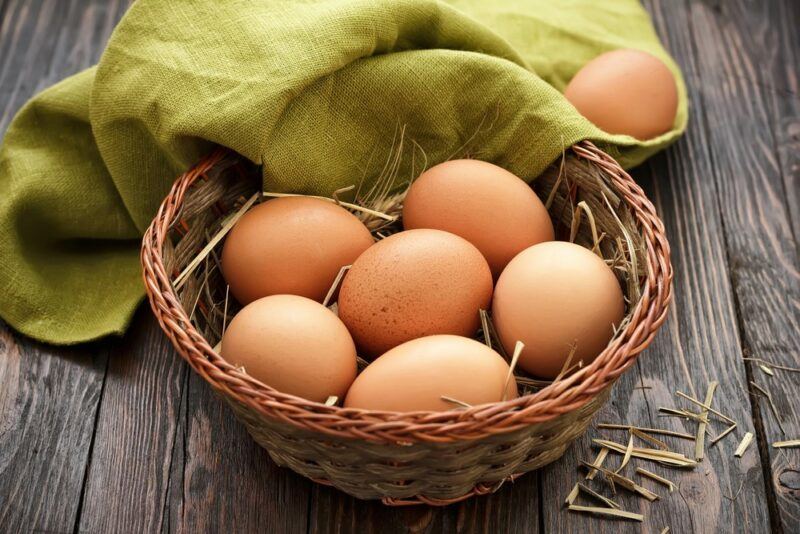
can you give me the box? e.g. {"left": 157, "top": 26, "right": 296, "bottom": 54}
{"left": 767, "top": 6, "right": 800, "bottom": 523}
{"left": 0, "top": 2, "right": 9, "bottom": 38}
{"left": 76, "top": 310, "right": 187, "bottom": 533}
{"left": 0, "top": 0, "right": 311, "bottom": 530}
{"left": 309, "top": 491, "right": 457, "bottom": 534}
{"left": 173, "top": 373, "right": 312, "bottom": 533}
{"left": 0, "top": 0, "right": 68, "bottom": 132}
{"left": 161, "top": 365, "right": 189, "bottom": 534}
{"left": 0, "top": 0, "right": 132, "bottom": 133}
{"left": 768, "top": 0, "right": 800, "bottom": 245}
{"left": 679, "top": 1, "right": 800, "bottom": 532}
{"left": 0, "top": 322, "right": 108, "bottom": 533}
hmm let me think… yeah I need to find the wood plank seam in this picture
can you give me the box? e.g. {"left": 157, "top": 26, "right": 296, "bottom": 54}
{"left": 157, "top": 365, "right": 190, "bottom": 534}
{"left": 71, "top": 353, "right": 111, "bottom": 534}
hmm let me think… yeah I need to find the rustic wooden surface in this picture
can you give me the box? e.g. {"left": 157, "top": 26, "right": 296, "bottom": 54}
{"left": 1, "top": 0, "right": 798, "bottom": 532}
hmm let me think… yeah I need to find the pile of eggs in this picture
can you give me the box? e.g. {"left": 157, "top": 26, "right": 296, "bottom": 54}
{"left": 220, "top": 158, "right": 624, "bottom": 412}
{"left": 218, "top": 48, "right": 677, "bottom": 413}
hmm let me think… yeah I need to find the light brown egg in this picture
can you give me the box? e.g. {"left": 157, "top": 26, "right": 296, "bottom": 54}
{"left": 220, "top": 294, "right": 357, "bottom": 402}
{"left": 344, "top": 335, "right": 518, "bottom": 412}
{"left": 221, "top": 197, "right": 374, "bottom": 305}
{"left": 492, "top": 241, "right": 625, "bottom": 379}
{"left": 402, "top": 159, "right": 554, "bottom": 277}
{"left": 338, "top": 229, "right": 493, "bottom": 358}
{"left": 564, "top": 48, "right": 678, "bottom": 140}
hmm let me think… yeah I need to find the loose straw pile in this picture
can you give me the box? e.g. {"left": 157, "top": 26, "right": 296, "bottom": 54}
{"left": 564, "top": 365, "right": 800, "bottom": 529}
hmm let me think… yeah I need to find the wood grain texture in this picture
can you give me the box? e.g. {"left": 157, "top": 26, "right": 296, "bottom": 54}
{"left": 678, "top": 0, "right": 800, "bottom": 531}
{"left": 171, "top": 373, "right": 311, "bottom": 533}
{"left": 0, "top": 0, "right": 130, "bottom": 132}
{"left": 767, "top": 10, "right": 800, "bottom": 527}
{"left": 0, "top": 324, "right": 108, "bottom": 533}
{"left": 762, "top": 0, "right": 800, "bottom": 247}
{"left": 76, "top": 309, "right": 187, "bottom": 533}
{"left": 1, "top": 0, "right": 68, "bottom": 132}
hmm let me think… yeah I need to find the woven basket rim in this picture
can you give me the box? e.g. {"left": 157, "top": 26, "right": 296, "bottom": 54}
{"left": 141, "top": 141, "right": 673, "bottom": 444}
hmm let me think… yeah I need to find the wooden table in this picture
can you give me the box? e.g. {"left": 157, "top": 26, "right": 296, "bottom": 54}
{"left": 1, "top": 1, "right": 798, "bottom": 532}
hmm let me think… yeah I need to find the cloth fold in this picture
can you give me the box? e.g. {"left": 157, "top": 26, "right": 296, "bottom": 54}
{"left": 0, "top": 0, "right": 687, "bottom": 344}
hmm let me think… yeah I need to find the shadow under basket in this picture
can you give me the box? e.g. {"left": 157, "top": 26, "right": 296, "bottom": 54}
{"left": 141, "top": 141, "right": 673, "bottom": 506}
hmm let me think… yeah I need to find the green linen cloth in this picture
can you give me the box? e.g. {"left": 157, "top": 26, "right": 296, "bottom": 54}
{"left": 0, "top": 0, "right": 687, "bottom": 345}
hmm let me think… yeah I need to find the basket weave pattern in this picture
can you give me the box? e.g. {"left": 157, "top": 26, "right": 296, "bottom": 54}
{"left": 141, "top": 141, "right": 672, "bottom": 505}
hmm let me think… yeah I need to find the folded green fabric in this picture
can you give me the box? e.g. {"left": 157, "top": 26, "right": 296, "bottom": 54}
{"left": 0, "top": 0, "right": 686, "bottom": 345}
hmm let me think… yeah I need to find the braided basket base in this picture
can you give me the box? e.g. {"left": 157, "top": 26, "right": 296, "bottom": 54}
{"left": 142, "top": 141, "right": 672, "bottom": 505}
{"left": 227, "top": 386, "right": 611, "bottom": 504}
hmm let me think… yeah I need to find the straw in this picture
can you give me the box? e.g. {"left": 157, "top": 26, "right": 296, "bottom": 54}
{"left": 585, "top": 448, "right": 609, "bottom": 481}
{"left": 579, "top": 461, "right": 659, "bottom": 501}
{"left": 773, "top": 440, "right": 800, "bottom": 449}
{"left": 593, "top": 439, "right": 697, "bottom": 467}
{"left": 174, "top": 192, "right": 260, "bottom": 289}
{"left": 322, "top": 265, "right": 351, "bottom": 307}
{"left": 710, "top": 423, "right": 737, "bottom": 447}
{"left": 567, "top": 505, "right": 643, "bottom": 522}
{"left": 742, "top": 357, "right": 800, "bottom": 373}
{"left": 262, "top": 191, "right": 397, "bottom": 222}
{"left": 636, "top": 468, "right": 675, "bottom": 492}
{"left": 597, "top": 423, "right": 695, "bottom": 440}
{"left": 695, "top": 381, "right": 718, "bottom": 461}
{"left": 565, "top": 483, "right": 580, "bottom": 506}
{"left": 501, "top": 341, "right": 524, "bottom": 401}
{"left": 676, "top": 390, "right": 734, "bottom": 424}
{"left": 576, "top": 483, "right": 621, "bottom": 509}
{"left": 750, "top": 381, "right": 786, "bottom": 436}
{"left": 735, "top": 432, "right": 753, "bottom": 457}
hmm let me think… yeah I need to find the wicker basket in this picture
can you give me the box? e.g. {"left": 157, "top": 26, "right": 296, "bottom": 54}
{"left": 141, "top": 140, "right": 672, "bottom": 505}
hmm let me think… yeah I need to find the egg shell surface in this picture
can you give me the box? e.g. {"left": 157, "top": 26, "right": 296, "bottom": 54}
{"left": 221, "top": 197, "right": 374, "bottom": 304}
{"left": 492, "top": 241, "right": 625, "bottom": 379}
{"left": 220, "top": 294, "right": 357, "bottom": 403}
{"left": 564, "top": 48, "right": 678, "bottom": 140}
{"left": 338, "top": 229, "right": 493, "bottom": 358}
{"left": 344, "top": 335, "right": 518, "bottom": 412}
{"left": 402, "top": 159, "right": 554, "bottom": 277}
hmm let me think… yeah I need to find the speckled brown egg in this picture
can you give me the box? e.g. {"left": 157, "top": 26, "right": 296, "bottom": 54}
{"left": 344, "top": 335, "right": 518, "bottom": 412}
{"left": 492, "top": 241, "right": 625, "bottom": 379}
{"left": 564, "top": 48, "right": 678, "bottom": 140}
{"left": 337, "top": 229, "right": 493, "bottom": 358}
{"left": 221, "top": 197, "right": 374, "bottom": 305}
{"left": 402, "top": 159, "right": 554, "bottom": 277}
{"left": 220, "top": 294, "right": 357, "bottom": 402}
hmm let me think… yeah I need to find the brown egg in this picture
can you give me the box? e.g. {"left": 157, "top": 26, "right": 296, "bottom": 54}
{"left": 220, "top": 295, "right": 357, "bottom": 402}
{"left": 402, "top": 159, "right": 554, "bottom": 277}
{"left": 344, "top": 335, "right": 518, "bottom": 412}
{"left": 338, "top": 229, "right": 493, "bottom": 358}
{"left": 221, "top": 197, "right": 374, "bottom": 305}
{"left": 492, "top": 241, "right": 625, "bottom": 379}
{"left": 564, "top": 48, "right": 678, "bottom": 140}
